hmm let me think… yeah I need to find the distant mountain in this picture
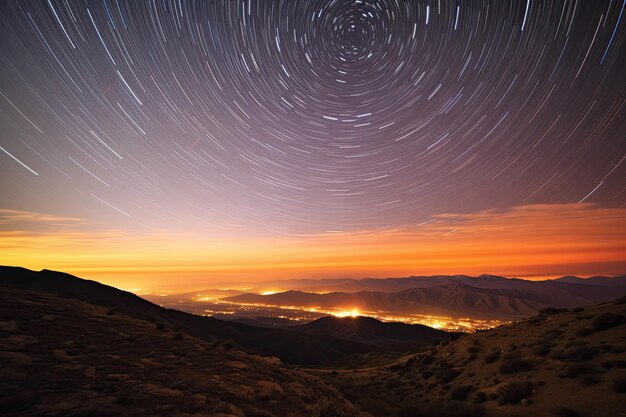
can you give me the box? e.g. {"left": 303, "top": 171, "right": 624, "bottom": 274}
{"left": 226, "top": 280, "right": 626, "bottom": 319}
{"left": 0, "top": 266, "right": 381, "bottom": 365}
{"left": 247, "top": 273, "right": 626, "bottom": 294}
{"left": 553, "top": 275, "right": 626, "bottom": 286}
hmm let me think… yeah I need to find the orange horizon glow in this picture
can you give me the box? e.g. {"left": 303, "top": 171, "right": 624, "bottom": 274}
{"left": 1, "top": 202, "right": 625, "bottom": 291}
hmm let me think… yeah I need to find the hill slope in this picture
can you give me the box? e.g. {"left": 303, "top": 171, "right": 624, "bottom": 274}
{"left": 0, "top": 266, "right": 379, "bottom": 365}
{"left": 323, "top": 299, "right": 626, "bottom": 417}
{"left": 0, "top": 286, "right": 369, "bottom": 417}
{"left": 294, "top": 316, "right": 450, "bottom": 344}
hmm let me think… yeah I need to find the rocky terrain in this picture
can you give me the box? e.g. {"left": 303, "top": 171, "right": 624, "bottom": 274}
{"left": 0, "top": 287, "right": 367, "bottom": 417}
{"left": 323, "top": 299, "right": 626, "bottom": 417}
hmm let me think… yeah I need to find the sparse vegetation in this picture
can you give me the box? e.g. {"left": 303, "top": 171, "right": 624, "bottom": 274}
{"left": 484, "top": 351, "right": 500, "bottom": 363}
{"left": 539, "top": 307, "right": 568, "bottom": 316}
{"left": 551, "top": 406, "right": 582, "bottom": 417}
{"left": 552, "top": 345, "right": 598, "bottom": 362}
{"left": 499, "top": 358, "right": 533, "bottom": 374}
{"left": 498, "top": 381, "right": 534, "bottom": 405}
{"left": 613, "top": 377, "right": 626, "bottom": 393}
{"left": 533, "top": 341, "right": 552, "bottom": 356}
{"left": 450, "top": 385, "right": 472, "bottom": 401}
{"left": 437, "top": 366, "right": 461, "bottom": 383}
{"left": 592, "top": 313, "right": 625, "bottom": 331}
{"left": 310, "top": 397, "right": 344, "bottom": 417}
{"left": 472, "top": 392, "right": 487, "bottom": 404}
{"left": 559, "top": 363, "right": 596, "bottom": 378}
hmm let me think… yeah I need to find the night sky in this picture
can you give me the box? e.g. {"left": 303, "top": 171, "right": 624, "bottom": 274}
{"left": 1, "top": 1, "right": 625, "bottom": 287}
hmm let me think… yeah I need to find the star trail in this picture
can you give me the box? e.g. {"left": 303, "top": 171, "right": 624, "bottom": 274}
{"left": 0, "top": 1, "right": 625, "bottom": 287}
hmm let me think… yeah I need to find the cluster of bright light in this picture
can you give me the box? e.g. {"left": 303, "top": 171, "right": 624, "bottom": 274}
{"left": 333, "top": 309, "right": 361, "bottom": 318}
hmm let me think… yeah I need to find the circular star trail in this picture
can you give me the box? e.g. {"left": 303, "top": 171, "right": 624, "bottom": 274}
{"left": 0, "top": 0, "right": 625, "bottom": 234}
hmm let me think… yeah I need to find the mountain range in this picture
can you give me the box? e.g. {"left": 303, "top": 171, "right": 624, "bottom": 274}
{"left": 225, "top": 275, "right": 626, "bottom": 319}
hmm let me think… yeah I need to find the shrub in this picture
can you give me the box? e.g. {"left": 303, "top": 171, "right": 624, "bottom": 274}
{"left": 572, "top": 307, "right": 584, "bottom": 313}
{"left": 420, "top": 354, "right": 435, "bottom": 365}
{"left": 484, "top": 352, "right": 500, "bottom": 364}
{"left": 450, "top": 385, "right": 472, "bottom": 401}
{"left": 421, "top": 369, "right": 434, "bottom": 379}
{"left": 438, "top": 403, "right": 484, "bottom": 417}
{"left": 402, "top": 403, "right": 484, "bottom": 417}
{"left": 551, "top": 406, "right": 582, "bottom": 417}
{"left": 602, "top": 359, "right": 626, "bottom": 369}
{"left": 553, "top": 346, "right": 598, "bottom": 362}
{"left": 539, "top": 307, "right": 567, "bottom": 316}
{"left": 559, "top": 363, "right": 595, "bottom": 378}
{"left": 467, "top": 346, "right": 481, "bottom": 354}
{"left": 592, "top": 313, "right": 625, "bottom": 331}
{"left": 580, "top": 374, "right": 602, "bottom": 385}
{"left": 311, "top": 397, "right": 344, "bottom": 417}
{"left": 438, "top": 368, "right": 461, "bottom": 383}
{"left": 613, "top": 378, "right": 626, "bottom": 393}
{"left": 473, "top": 392, "right": 487, "bottom": 404}
{"left": 499, "top": 358, "right": 533, "bottom": 374}
{"left": 575, "top": 327, "right": 593, "bottom": 337}
{"left": 533, "top": 343, "right": 552, "bottom": 356}
{"left": 498, "top": 381, "right": 534, "bottom": 405}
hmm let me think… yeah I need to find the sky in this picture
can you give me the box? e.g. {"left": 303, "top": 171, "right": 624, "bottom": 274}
{"left": 1, "top": 0, "right": 625, "bottom": 291}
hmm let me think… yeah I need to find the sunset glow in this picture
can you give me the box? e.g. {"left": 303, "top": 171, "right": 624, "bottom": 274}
{"left": 1, "top": 203, "right": 625, "bottom": 290}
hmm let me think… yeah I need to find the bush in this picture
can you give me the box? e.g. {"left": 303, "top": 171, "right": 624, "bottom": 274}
{"left": 533, "top": 342, "right": 552, "bottom": 356}
{"left": 560, "top": 363, "right": 595, "bottom": 378}
{"left": 484, "top": 352, "right": 500, "bottom": 364}
{"left": 580, "top": 374, "right": 602, "bottom": 385}
{"left": 450, "top": 385, "right": 472, "bottom": 401}
{"left": 551, "top": 406, "right": 582, "bottom": 417}
{"left": 473, "top": 392, "right": 487, "bottom": 404}
{"left": 401, "top": 402, "right": 484, "bottom": 417}
{"left": 499, "top": 381, "right": 534, "bottom": 405}
{"left": 438, "top": 403, "right": 484, "bottom": 417}
{"left": 499, "top": 358, "right": 533, "bottom": 374}
{"left": 539, "top": 307, "right": 568, "bottom": 316}
{"left": 421, "top": 369, "right": 434, "bottom": 379}
{"left": 311, "top": 397, "right": 344, "bottom": 417}
{"left": 575, "top": 327, "right": 593, "bottom": 337}
{"left": 553, "top": 346, "right": 598, "bottom": 362}
{"left": 592, "top": 313, "right": 625, "bottom": 331}
{"left": 438, "top": 368, "right": 461, "bottom": 383}
{"left": 420, "top": 354, "right": 435, "bottom": 365}
{"left": 602, "top": 359, "right": 626, "bottom": 369}
{"left": 613, "top": 378, "right": 626, "bottom": 393}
